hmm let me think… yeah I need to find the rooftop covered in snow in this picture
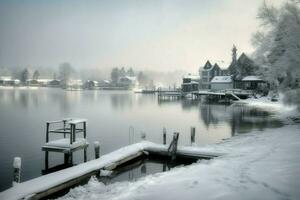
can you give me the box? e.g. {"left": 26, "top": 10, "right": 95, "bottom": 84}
{"left": 242, "top": 76, "right": 264, "bottom": 81}
{"left": 211, "top": 76, "right": 232, "bottom": 83}
{"left": 183, "top": 74, "right": 200, "bottom": 81}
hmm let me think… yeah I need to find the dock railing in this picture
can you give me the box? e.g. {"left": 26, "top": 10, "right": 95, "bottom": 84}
{"left": 46, "top": 118, "right": 87, "bottom": 144}
{"left": 43, "top": 118, "right": 88, "bottom": 169}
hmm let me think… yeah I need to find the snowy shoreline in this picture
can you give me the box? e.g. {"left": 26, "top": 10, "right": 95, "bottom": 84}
{"left": 57, "top": 125, "right": 300, "bottom": 200}
{"left": 57, "top": 99, "right": 300, "bottom": 200}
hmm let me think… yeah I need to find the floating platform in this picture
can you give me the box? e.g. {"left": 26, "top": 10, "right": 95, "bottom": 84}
{"left": 0, "top": 141, "right": 224, "bottom": 200}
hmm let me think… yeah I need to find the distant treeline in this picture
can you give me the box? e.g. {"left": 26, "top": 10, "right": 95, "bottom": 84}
{"left": 0, "top": 63, "right": 186, "bottom": 87}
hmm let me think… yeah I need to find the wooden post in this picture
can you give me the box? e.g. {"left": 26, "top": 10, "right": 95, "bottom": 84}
{"left": 72, "top": 124, "right": 76, "bottom": 143}
{"left": 163, "top": 127, "right": 166, "bottom": 145}
{"left": 70, "top": 124, "right": 74, "bottom": 144}
{"left": 13, "top": 157, "right": 21, "bottom": 186}
{"left": 171, "top": 132, "right": 179, "bottom": 160}
{"left": 45, "top": 151, "right": 49, "bottom": 170}
{"left": 141, "top": 132, "right": 146, "bottom": 140}
{"left": 191, "top": 127, "right": 196, "bottom": 145}
{"left": 163, "top": 163, "right": 167, "bottom": 172}
{"left": 64, "top": 153, "right": 69, "bottom": 165}
{"left": 94, "top": 141, "right": 100, "bottom": 159}
{"left": 84, "top": 148, "right": 87, "bottom": 162}
{"left": 83, "top": 122, "right": 87, "bottom": 162}
{"left": 83, "top": 122, "right": 87, "bottom": 138}
{"left": 68, "top": 152, "right": 73, "bottom": 166}
{"left": 63, "top": 120, "right": 66, "bottom": 138}
{"left": 46, "top": 122, "right": 49, "bottom": 142}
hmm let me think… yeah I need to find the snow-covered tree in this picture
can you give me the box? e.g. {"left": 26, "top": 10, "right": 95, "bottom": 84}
{"left": 59, "top": 62, "right": 74, "bottom": 84}
{"left": 32, "top": 70, "right": 40, "bottom": 80}
{"left": 127, "top": 68, "right": 135, "bottom": 76}
{"left": 252, "top": 0, "right": 300, "bottom": 107}
{"left": 20, "top": 68, "right": 29, "bottom": 83}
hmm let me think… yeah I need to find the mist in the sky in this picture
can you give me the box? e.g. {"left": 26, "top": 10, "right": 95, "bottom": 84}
{"left": 0, "top": 0, "right": 284, "bottom": 72}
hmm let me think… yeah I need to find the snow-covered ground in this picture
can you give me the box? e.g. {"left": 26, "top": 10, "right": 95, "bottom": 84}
{"left": 57, "top": 99, "right": 300, "bottom": 200}
{"left": 58, "top": 125, "right": 300, "bottom": 200}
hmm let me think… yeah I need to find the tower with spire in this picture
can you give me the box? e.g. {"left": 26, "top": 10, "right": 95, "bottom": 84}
{"left": 232, "top": 45, "right": 237, "bottom": 65}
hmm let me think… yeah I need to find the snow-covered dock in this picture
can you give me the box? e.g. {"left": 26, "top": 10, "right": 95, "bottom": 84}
{"left": 0, "top": 141, "right": 223, "bottom": 200}
{"left": 43, "top": 118, "right": 88, "bottom": 169}
{"left": 191, "top": 90, "right": 243, "bottom": 100}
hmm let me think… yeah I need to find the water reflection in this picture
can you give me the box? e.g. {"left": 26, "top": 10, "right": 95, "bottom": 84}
{"left": 198, "top": 102, "right": 282, "bottom": 135}
{"left": 110, "top": 92, "right": 133, "bottom": 110}
{"left": 0, "top": 88, "right": 283, "bottom": 192}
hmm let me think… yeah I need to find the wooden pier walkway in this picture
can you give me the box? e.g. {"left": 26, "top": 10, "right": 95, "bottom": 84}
{"left": 191, "top": 90, "right": 242, "bottom": 101}
{"left": 0, "top": 142, "right": 224, "bottom": 200}
{"left": 157, "top": 90, "right": 182, "bottom": 100}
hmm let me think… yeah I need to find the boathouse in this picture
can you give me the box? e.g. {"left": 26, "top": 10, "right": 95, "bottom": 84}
{"left": 181, "top": 74, "right": 200, "bottom": 93}
{"left": 210, "top": 76, "right": 233, "bottom": 90}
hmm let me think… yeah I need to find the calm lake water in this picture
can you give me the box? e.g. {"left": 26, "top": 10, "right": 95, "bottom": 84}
{"left": 0, "top": 88, "right": 282, "bottom": 191}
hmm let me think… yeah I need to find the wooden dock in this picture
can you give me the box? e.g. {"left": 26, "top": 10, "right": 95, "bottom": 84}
{"left": 0, "top": 142, "right": 224, "bottom": 200}
{"left": 158, "top": 90, "right": 182, "bottom": 100}
{"left": 191, "top": 89, "right": 254, "bottom": 100}
{"left": 42, "top": 118, "right": 89, "bottom": 170}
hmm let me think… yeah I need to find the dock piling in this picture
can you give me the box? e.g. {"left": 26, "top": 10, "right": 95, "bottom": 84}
{"left": 45, "top": 152, "right": 49, "bottom": 169}
{"left": 13, "top": 157, "right": 21, "bottom": 186}
{"left": 191, "top": 127, "right": 196, "bottom": 145}
{"left": 163, "top": 127, "right": 166, "bottom": 145}
{"left": 46, "top": 122, "right": 49, "bottom": 142}
{"left": 141, "top": 132, "right": 146, "bottom": 140}
{"left": 168, "top": 132, "right": 179, "bottom": 160}
{"left": 94, "top": 141, "right": 100, "bottom": 159}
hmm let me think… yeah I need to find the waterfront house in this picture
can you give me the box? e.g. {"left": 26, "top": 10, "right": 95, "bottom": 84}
{"left": 0, "top": 76, "right": 20, "bottom": 86}
{"left": 198, "top": 46, "right": 261, "bottom": 92}
{"left": 210, "top": 76, "right": 233, "bottom": 90}
{"left": 99, "top": 80, "right": 112, "bottom": 87}
{"left": 48, "top": 79, "right": 61, "bottom": 87}
{"left": 241, "top": 76, "right": 268, "bottom": 94}
{"left": 200, "top": 61, "right": 226, "bottom": 89}
{"left": 66, "top": 79, "right": 83, "bottom": 89}
{"left": 27, "top": 79, "right": 53, "bottom": 87}
{"left": 84, "top": 80, "right": 100, "bottom": 89}
{"left": 181, "top": 74, "right": 200, "bottom": 93}
{"left": 118, "top": 76, "right": 137, "bottom": 88}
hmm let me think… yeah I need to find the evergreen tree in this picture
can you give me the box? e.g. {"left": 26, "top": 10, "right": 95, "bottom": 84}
{"left": 33, "top": 70, "right": 40, "bottom": 80}
{"left": 59, "top": 62, "right": 74, "bottom": 84}
{"left": 111, "top": 68, "right": 120, "bottom": 83}
{"left": 119, "top": 67, "right": 126, "bottom": 77}
{"left": 127, "top": 68, "right": 135, "bottom": 76}
{"left": 21, "top": 68, "right": 29, "bottom": 83}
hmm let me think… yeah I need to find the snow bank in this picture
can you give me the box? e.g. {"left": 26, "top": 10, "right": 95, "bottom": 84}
{"left": 57, "top": 125, "right": 300, "bottom": 200}
{"left": 238, "top": 96, "right": 298, "bottom": 121}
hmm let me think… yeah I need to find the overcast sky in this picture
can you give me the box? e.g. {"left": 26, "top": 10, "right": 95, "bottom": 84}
{"left": 0, "top": 0, "right": 284, "bottom": 72}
